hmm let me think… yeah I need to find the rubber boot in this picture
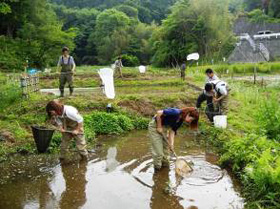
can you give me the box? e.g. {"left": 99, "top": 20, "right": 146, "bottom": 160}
{"left": 60, "top": 89, "right": 64, "bottom": 97}
{"left": 69, "top": 87, "right": 74, "bottom": 96}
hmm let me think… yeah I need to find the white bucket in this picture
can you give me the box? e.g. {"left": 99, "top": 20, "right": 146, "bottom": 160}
{"left": 139, "top": 65, "right": 146, "bottom": 73}
{"left": 213, "top": 115, "right": 227, "bottom": 129}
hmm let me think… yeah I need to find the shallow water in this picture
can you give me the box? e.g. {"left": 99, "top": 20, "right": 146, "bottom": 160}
{"left": 0, "top": 131, "right": 244, "bottom": 209}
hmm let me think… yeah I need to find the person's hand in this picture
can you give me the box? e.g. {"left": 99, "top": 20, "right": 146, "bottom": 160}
{"left": 213, "top": 97, "right": 219, "bottom": 103}
{"left": 72, "top": 129, "right": 80, "bottom": 135}
{"left": 59, "top": 127, "right": 65, "bottom": 133}
{"left": 157, "top": 127, "right": 163, "bottom": 134}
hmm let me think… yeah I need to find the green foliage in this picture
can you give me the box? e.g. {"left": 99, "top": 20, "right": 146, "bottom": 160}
{"left": 0, "top": 0, "right": 76, "bottom": 70}
{"left": 84, "top": 112, "right": 124, "bottom": 135}
{"left": 248, "top": 9, "right": 280, "bottom": 23}
{"left": 257, "top": 95, "right": 280, "bottom": 141}
{"left": 0, "top": 81, "right": 21, "bottom": 111}
{"left": 151, "top": 0, "right": 234, "bottom": 67}
{"left": 84, "top": 111, "right": 148, "bottom": 135}
{"left": 121, "top": 54, "right": 140, "bottom": 67}
{"left": 116, "top": 114, "right": 134, "bottom": 131}
{"left": 0, "top": 2, "right": 11, "bottom": 14}
{"left": 90, "top": 9, "right": 132, "bottom": 64}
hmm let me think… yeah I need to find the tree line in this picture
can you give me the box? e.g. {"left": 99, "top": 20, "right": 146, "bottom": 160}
{"left": 0, "top": 0, "right": 280, "bottom": 71}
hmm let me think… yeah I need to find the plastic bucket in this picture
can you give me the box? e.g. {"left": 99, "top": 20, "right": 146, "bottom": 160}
{"left": 213, "top": 115, "right": 227, "bottom": 129}
{"left": 139, "top": 65, "right": 146, "bottom": 73}
{"left": 31, "top": 126, "right": 54, "bottom": 153}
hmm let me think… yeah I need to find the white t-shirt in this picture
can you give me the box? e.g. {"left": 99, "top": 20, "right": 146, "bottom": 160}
{"left": 211, "top": 80, "right": 228, "bottom": 96}
{"left": 63, "top": 105, "right": 83, "bottom": 123}
{"left": 206, "top": 74, "right": 219, "bottom": 83}
{"left": 58, "top": 56, "right": 75, "bottom": 65}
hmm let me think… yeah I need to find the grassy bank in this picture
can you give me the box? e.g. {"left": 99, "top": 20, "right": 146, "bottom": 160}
{"left": 200, "top": 80, "right": 280, "bottom": 208}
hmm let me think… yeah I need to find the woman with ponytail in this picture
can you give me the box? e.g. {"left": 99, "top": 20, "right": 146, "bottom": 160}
{"left": 46, "top": 100, "right": 88, "bottom": 160}
{"left": 148, "top": 107, "right": 199, "bottom": 171}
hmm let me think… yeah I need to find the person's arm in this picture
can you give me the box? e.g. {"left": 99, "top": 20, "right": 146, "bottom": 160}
{"left": 196, "top": 92, "right": 207, "bottom": 108}
{"left": 168, "top": 129, "right": 176, "bottom": 151}
{"left": 71, "top": 57, "right": 76, "bottom": 73}
{"left": 72, "top": 122, "right": 83, "bottom": 135}
{"left": 214, "top": 87, "right": 227, "bottom": 102}
{"left": 57, "top": 57, "right": 61, "bottom": 73}
{"left": 156, "top": 110, "right": 163, "bottom": 134}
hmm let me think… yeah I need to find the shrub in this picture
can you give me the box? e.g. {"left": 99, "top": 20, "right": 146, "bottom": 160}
{"left": 121, "top": 54, "right": 140, "bottom": 67}
{"left": 0, "top": 82, "right": 22, "bottom": 111}
{"left": 257, "top": 95, "right": 280, "bottom": 141}
{"left": 84, "top": 112, "right": 124, "bottom": 135}
{"left": 116, "top": 114, "right": 134, "bottom": 131}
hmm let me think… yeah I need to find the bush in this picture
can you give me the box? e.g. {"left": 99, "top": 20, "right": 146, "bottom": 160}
{"left": 84, "top": 112, "right": 123, "bottom": 135}
{"left": 0, "top": 81, "right": 22, "bottom": 112}
{"left": 257, "top": 95, "right": 280, "bottom": 141}
{"left": 84, "top": 111, "right": 148, "bottom": 136}
{"left": 116, "top": 114, "right": 134, "bottom": 131}
{"left": 121, "top": 54, "right": 140, "bottom": 67}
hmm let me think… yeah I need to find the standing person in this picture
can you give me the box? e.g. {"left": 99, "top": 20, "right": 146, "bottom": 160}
{"left": 148, "top": 107, "right": 199, "bottom": 170}
{"left": 205, "top": 68, "right": 219, "bottom": 83}
{"left": 46, "top": 100, "right": 88, "bottom": 160}
{"left": 57, "top": 47, "right": 76, "bottom": 97}
{"left": 180, "top": 62, "right": 186, "bottom": 81}
{"left": 114, "top": 56, "right": 123, "bottom": 78}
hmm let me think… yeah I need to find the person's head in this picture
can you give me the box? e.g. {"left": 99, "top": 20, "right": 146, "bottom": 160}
{"left": 205, "top": 83, "right": 214, "bottom": 93}
{"left": 62, "top": 47, "right": 69, "bottom": 56}
{"left": 205, "top": 68, "right": 214, "bottom": 78}
{"left": 46, "top": 100, "right": 64, "bottom": 119}
{"left": 118, "top": 56, "right": 122, "bottom": 60}
{"left": 181, "top": 107, "right": 199, "bottom": 130}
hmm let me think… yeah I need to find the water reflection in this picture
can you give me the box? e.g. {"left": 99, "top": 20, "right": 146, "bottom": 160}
{"left": 59, "top": 161, "right": 87, "bottom": 209}
{"left": 106, "top": 147, "right": 120, "bottom": 172}
{"left": 150, "top": 167, "right": 183, "bottom": 209}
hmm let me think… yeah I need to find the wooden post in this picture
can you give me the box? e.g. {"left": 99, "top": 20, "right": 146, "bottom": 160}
{"left": 254, "top": 65, "right": 257, "bottom": 84}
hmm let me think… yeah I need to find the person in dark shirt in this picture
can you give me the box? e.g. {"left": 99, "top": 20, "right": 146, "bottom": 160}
{"left": 181, "top": 62, "right": 186, "bottom": 81}
{"left": 148, "top": 107, "right": 199, "bottom": 170}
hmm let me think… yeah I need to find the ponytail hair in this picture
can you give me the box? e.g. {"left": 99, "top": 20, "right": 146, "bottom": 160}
{"left": 46, "top": 101, "right": 64, "bottom": 118}
{"left": 181, "top": 107, "right": 199, "bottom": 130}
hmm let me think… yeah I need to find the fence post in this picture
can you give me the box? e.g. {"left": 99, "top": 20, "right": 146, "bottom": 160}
{"left": 254, "top": 66, "right": 257, "bottom": 84}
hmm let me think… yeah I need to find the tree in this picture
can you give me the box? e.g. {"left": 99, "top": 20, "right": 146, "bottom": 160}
{"left": 269, "top": 0, "right": 280, "bottom": 18}
{"left": 151, "top": 0, "right": 234, "bottom": 66}
{"left": 89, "top": 9, "right": 132, "bottom": 64}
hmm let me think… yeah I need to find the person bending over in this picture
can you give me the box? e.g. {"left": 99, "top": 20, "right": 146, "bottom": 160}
{"left": 46, "top": 100, "right": 88, "bottom": 160}
{"left": 148, "top": 107, "right": 199, "bottom": 171}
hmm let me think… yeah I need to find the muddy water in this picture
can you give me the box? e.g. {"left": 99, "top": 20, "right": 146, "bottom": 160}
{"left": 0, "top": 131, "right": 244, "bottom": 209}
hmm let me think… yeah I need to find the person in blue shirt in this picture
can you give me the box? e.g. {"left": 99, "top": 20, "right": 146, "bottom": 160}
{"left": 148, "top": 107, "right": 199, "bottom": 170}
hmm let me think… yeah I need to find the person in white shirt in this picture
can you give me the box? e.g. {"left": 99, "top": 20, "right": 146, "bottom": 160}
{"left": 46, "top": 100, "right": 88, "bottom": 160}
{"left": 205, "top": 68, "right": 219, "bottom": 83}
{"left": 57, "top": 47, "right": 76, "bottom": 97}
{"left": 210, "top": 80, "right": 229, "bottom": 114}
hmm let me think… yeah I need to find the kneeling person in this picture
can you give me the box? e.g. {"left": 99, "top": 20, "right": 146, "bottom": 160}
{"left": 46, "top": 100, "right": 88, "bottom": 160}
{"left": 149, "top": 107, "right": 199, "bottom": 170}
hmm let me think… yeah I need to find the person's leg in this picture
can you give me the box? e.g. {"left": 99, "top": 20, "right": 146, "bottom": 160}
{"left": 149, "top": 120, "right": 164, "bottom": 170}
{"left": 59, "top": 74, "right": 67, "bottom": 97}
{"left": 60, "top": 133, "right": 72, "bottom": 159}
{"left": 75, "top": 134, "right": 88, "bottom": 160}
{"left": 119, "top": 67, "right": 123, "bottom": 78}
{"left": 162, "top": 131, "right": 170, "bottom": 167}
{"left": 67, "top": 74, "right": 74, "bottom": 96}
{"left": 219, "top": 95, "right": 229, "bottom": 115}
